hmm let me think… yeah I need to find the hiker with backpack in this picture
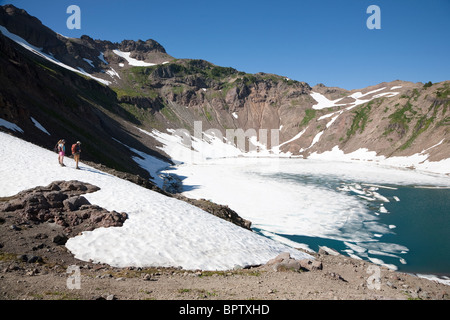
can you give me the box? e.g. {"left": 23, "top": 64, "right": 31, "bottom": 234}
{"left": 72, "top": 141, "right": 82, "bottom": 170}
{"left": 55, "top": 139, "right": 66, "bottom": 167}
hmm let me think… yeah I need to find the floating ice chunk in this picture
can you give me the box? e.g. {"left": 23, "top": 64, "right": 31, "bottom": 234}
{"left": 358, "top": 195, "right": 376, "bottom": 201}
{"left": 362, "top": 184, "right": 398, "bottom": 190}
{"left": 368, "top": 256, "right": 384, "bottom": 265}
{"left": 259, "top": 230, "right": 313, "bottom": 252}
{"left": 344, "top": 242, "right": 367, "bottom": 253}
{"left": 319, "top": 246, "right": 340, "bottom": 256}
{"left": 368, "top": 256, "right": 398, "bottom": 270}
{"left": 372, "top": 192, "right": 390, "bottom": 202}
{"left": 347, "top": 253, "right": 363, "bottom": 260}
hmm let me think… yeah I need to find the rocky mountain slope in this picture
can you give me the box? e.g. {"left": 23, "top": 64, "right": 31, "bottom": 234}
{"left": 1, "top": 4, "right": 449, "bottom": 181}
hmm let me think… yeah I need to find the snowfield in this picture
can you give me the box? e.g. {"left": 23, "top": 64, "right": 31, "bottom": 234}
{"left": 112, "top": 49, "right": 156, "bottom": 67}
{"left": 0, "top": 132, "right": 312, "bottom": 270}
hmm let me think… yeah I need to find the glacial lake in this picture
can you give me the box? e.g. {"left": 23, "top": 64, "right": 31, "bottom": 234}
{"left": 172, "top": 158, "right": 450, "bottom": 281}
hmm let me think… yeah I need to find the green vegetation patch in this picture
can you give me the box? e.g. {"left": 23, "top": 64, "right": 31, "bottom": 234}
{"left": 347, "top": 101, "right": 372, "bottom": 137}
{"left": 171, "top": 85, "right": 185, "bottom": 95}
{"left": 203, "top": 106, "right": 213, "bottom": 121}
{"left": 300, "top": 108, "right": 316, "bottom": 127}
{"left": 384, "top": 101, "right": 416, "bottom": 137}
{"left": 423, "top": 81, "right": 433, "bottom": 88}
{"left": 436, "top": 83, "right": 450, "bottom": 99}
{"left": 128, "top": 66, "right": 158, "bottom": 85}
{"left": 398, "top": 115, "right": 435, "bottom": 150}
{"left": 160, "top": 104, "right": 179, "bottom": 123}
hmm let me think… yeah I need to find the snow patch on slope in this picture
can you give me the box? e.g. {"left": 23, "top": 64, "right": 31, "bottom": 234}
{"left": 0, "top": 132, "right": 312, "bottom": 270}
{"left": 112, "top": 49, "right": 156, "bottom": 67}
{"left": 31, "top": 117, "right": 50, "bottom": 135}
{"left": 0, "top": 118, "right": 23, "bottom": 133}
{"left": 0, "top": 25, "right": 111, "bottom": 86}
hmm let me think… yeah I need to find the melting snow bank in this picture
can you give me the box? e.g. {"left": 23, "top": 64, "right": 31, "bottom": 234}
{"left": 309, "top": 146, "right": 450, "bottom": 176}
{"left": 417, "top": 274, "right": 450, "bottom": 286}
{"left": 112, "top": 49, "right": 156, "bottom": 67}
{"left": 0, "top": 132, "right": 313, "bottom": 270}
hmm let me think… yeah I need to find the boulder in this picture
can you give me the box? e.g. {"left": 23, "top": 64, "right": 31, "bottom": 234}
{"left": 311, "top": 260, "right": 323, "bottom": 271}
{"left": 266, "top": 252, "right": 291, "bottom": 266}
{"left": 52, "top": 234, "right": 68, "bottom": 245}
{"left": 266, "top": 252, "right": 313, "bottom": 272}
{"left": 44, "top": 191, "right": 67, "bottom": 208}
{"left": 0, "top": 180, "right": 128, "bottom": 234}
{"left": 63, "top": 196, "right": 91, "bottom": 211}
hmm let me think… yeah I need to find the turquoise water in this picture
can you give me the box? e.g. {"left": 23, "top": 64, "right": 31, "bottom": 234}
{"left": 254, "top": 172, "right": 450, "bottom": 277}
{"left": 381, "top": 187, "right": 450, "bottom": 276}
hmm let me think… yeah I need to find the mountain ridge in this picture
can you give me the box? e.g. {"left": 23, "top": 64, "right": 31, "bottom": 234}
{"left": 0, "top": 4, "right": 449, "bottom": 180}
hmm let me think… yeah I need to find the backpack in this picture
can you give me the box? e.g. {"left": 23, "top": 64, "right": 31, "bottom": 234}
{"left": 55, "top": 143, "right": 63, "bottom": 153}
{"left": 71, "top": 144, "right": 77, "bottom": 154}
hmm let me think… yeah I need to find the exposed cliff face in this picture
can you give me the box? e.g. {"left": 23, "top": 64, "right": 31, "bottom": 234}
{"left": 0, "top": 4, "right": 448, "bottom": 179}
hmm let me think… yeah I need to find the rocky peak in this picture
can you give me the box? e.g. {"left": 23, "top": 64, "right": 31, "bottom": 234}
{"left": 0, "top": 4, "right": 60, "bottom": 49}
{"left": 119, "top": 39, "right": 166, "bottom": 54}
{"left": 0, "top": 4, "right": 170, "bottom": 74}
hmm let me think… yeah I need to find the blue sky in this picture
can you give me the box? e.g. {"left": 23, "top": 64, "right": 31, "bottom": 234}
{"left": 3, "top": 0, "right": 450, "bottom": 90}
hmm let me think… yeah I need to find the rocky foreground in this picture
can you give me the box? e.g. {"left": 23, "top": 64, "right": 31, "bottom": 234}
{"left": 0, "top": 180, "right": 449, "bottom": 301}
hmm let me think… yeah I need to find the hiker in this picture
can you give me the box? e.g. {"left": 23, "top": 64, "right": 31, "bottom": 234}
{"left": 72, "top": 141, "right": 82, "bottom": 169}
{"left": 56, "top": 139, "right": 66, "bottom": 166}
